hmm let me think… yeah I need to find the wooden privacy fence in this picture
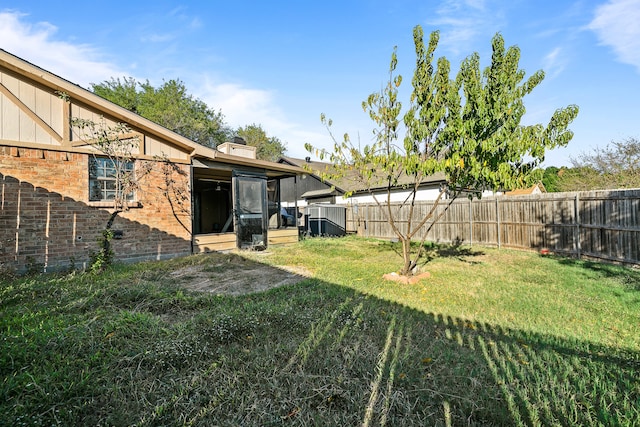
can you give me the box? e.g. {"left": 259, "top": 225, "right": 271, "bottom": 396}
{"left": 346, "top": 189, "right": 640, "bottom": 265}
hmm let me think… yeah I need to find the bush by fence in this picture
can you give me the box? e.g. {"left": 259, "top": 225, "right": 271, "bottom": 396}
{"left": 346, "top": 189, "right": 640, "bottom": 265}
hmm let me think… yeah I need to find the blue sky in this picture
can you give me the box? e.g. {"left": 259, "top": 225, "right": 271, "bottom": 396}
{"left": 1, "top": 0, "right": 638, "bottom": 166}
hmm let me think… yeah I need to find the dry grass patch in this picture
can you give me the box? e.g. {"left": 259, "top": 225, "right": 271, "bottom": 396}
{"left": 168, "top": 251, "right": 313, "bottom": 295}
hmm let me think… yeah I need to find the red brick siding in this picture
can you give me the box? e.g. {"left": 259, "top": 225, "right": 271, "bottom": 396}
{"left": 0, "top": 146, "right": 193, "bottom": 272}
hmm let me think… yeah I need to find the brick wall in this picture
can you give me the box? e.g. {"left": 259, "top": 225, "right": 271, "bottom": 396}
{"left": 0, "top": 146, "right": 193, "bottom": 272}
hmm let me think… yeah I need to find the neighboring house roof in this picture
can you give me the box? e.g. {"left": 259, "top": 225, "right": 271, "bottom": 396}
{"left": 279, "top": 156, "right": 446, "bottom": 194}
{"left": 0, "top": 49, "right": 302, "bottom": 177}
{"left": 300, "top": 188, "right": 340, "bottom": 199}
{"left": 505, "top": 183, "right": 546, "bottom": 196}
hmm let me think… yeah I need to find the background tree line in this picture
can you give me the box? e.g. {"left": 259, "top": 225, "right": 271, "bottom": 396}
{"left": 91, "top": 78, "right": 286, "bottom": 162}
{"left": 542, "top": 137, "right": 640, "bottom": 192}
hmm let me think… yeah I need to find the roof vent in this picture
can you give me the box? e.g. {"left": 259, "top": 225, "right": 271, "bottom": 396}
{"left": 305, "top": 156, "right": 311, "bottom": 163}
{"left": 233, "top": 136, "right": 247, "bottom": 145}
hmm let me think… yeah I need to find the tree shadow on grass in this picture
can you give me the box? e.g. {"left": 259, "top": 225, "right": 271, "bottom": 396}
{"left": 2, "top": 254, "right": 638, "bottom": 426}
{"left": 423, "top": 310, "right": 640, "bottom": 426}
{"left": 555, "top": 257, "right": 640, "bottom": 293}
{"left": 379, "top": 238, "right": 485, "bottom": 268}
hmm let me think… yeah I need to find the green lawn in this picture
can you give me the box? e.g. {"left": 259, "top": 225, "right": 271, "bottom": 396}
{"left": 1, "top": 236, "right": 639, "bottom": 426}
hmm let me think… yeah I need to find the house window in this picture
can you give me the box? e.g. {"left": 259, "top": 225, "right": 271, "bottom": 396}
{"left": 89, "top": 157, "right": 135, "bottom": 201}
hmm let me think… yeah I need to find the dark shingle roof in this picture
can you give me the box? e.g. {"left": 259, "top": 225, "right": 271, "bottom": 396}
{"left": 279, "top": 156, "right": 446, "bottom": 194}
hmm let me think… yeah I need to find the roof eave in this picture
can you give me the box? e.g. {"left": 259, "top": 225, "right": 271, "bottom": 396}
{"left": 196, "top": 149, "right": 304, "bottom": 176}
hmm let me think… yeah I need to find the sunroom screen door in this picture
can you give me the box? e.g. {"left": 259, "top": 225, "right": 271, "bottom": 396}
{"left": 232, "top": 173, "right": 268, "bottom": 249}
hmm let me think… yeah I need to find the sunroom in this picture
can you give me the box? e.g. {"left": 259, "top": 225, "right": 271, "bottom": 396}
{"left": 191, "top": 140, "right": 302, "bottom": 252}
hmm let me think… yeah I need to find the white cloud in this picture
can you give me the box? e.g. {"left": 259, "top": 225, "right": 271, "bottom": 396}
{"left": 197, "top": 78, "right": 322, "bottom": 153}
{"left": 427, "top": 0, "right": 505, "bottom": 55}
{"left": 588, "top": 0, "right": 640, "bottom": 72}
{"left": 188, "top": 17, "right": 203, "bottom": 30}
{"left": 542, "top": 46, "right": 567, "bottom": 79}
{"left": 141, "top": 33, "right": 176, "bottom": 43}
{"left": 0, "top": 10, "right": 126, "bottom": 87}
{"left": 167, "top": 6, "right": 202, "bottom": 30}
{"left": 199, "top": 80, "right": 285, "bottom": 129}
{"left": 463, "top": 0, "right": 486, "bottom": 11}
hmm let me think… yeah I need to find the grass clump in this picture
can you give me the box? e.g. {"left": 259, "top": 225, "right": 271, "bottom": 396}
{"left": 1, "top": 237, "right": 639, "bottom": 426}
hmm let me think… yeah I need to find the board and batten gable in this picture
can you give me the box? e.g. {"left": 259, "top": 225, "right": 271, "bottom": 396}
{"left": 0, "top": 66, "right": 66, "bottom": 146}
{"left": 0, "top": 51, "right": 192, "bottom": 162}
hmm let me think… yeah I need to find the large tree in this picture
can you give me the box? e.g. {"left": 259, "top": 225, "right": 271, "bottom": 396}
{"left": 91, "top": 78, "right": 232, "bottom": 148}
{"left": 235, "top": 124, "right": 287, "bottom": 162}
{"left": 556, "top": 137, "right": 640, "bottom": 191}
{"left": 309, "top": 26, "right": 578, "bottom": 276}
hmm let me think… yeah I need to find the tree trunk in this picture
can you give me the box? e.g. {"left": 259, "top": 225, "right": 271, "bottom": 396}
{"left": 102, "top": 211, "right": 119, "bottom": 254}
{"left": 400, "top": 237, "right": 414, "bottom": 276}
{"left": 91, "top": 210, "right": 120, "bottom": 272}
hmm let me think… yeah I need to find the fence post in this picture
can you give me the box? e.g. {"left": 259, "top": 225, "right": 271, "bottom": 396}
{"left": 365, "top": 205, "right": 370, "bottom": 237}
{"left": 574, "top": 194, "right": 581, "bottom": 259}
{"left": 469, "top": 198, "right": 473, "bottom": 246}
{"left": 496, "top": 198, "right": 501, "bottom": 249}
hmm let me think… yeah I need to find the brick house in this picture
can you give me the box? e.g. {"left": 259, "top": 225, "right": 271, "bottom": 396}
{"left": 0, "top": 49, "right": 301, "bottom": 273}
